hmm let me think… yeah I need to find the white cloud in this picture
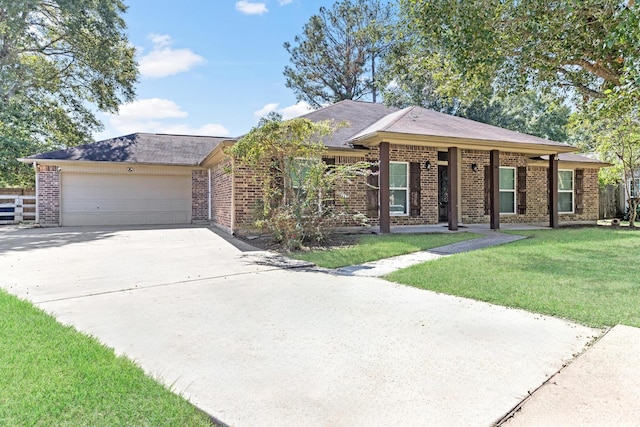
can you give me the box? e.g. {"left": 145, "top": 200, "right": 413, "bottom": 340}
{"left": 138, "top": 34, "right": 205, "bottom": 78}
{"left": 280, "top": 102, "right": 313, "bottom": 120}
{"left": 160, "top": 123, "right": 230, "bottom": 136}
{"left": 236, "top": 1, "right": 268, "bottom": 15}
{"left": 117, "top": 98, "right": 188, "bottom": 120}
{"left": 253, "top": 101, "right": 313, "bottom": 120}
{"left": 104, "top": 98, "right": 230, "bottom": 137}
{"left": 253, "top": 103, "right": 279, "bottom": 118}
{"left": 278, "top": 0, "right": 293, "bottom": 5}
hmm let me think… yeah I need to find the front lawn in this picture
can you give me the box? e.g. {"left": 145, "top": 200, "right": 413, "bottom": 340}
{"left": 385, "top": 227, "right": 640, "bottom": 328}
{"left": 292, "top": 232, "right": 480, "bottom": 268}
{"left": 0, "top": 290, "right": 214, "bottom": 426}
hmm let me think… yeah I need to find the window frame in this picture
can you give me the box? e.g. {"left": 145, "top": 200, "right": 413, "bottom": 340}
{"left": 389, "top": 161, "right": 409, "bottom": 216}
{"left": 631, "top": 177, "right": 640, "bottom": 199}
{"left": 499, "top": 167, "right": 516, "bottom": 214}
{"left": 558, "top": 169, "right": 574, "bottom": 214}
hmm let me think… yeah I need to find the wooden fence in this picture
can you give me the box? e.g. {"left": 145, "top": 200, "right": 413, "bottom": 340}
{"left": 0, "top": 188, "right": 36, "bottom": 224}
{"left": 599, "top": 184, "right": 624, "bottom": 219}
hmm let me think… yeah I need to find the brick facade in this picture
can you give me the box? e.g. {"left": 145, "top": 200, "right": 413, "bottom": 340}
{"left": 211, "top": 159, "right": 234, "bottom": 230}
{"left": 37, "top": 165, "right": 60, "bottom": 226}
{"left": 220, "top": 145, "right": 601, "bottom": 233}
{"left": 191, "top": 170, "right": 208, "bottom": 221}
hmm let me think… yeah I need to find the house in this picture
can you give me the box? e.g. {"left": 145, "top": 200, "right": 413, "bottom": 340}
{"left": 19, "top": 100, "right": 608, "bottom": 232}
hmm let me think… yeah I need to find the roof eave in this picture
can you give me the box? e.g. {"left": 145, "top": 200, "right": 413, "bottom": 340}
{"left": 18, "top": 158, "right": 206, "bottom": 168}
{"left": 350, "top": 131, "right": 579, "bottom": 155}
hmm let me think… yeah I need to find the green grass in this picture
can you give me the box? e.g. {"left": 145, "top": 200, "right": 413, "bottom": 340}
{"left": 292, "top": 232, "right": 481, "bottom": 268}
{"left": 385, "top": 227, "right": 640, "bottom": 328}
{"left": 0, "top": 290, "right": 213, "bottom": 427}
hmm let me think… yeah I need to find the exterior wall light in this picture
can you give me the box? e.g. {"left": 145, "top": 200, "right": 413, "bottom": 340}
{"left": 471, "top": 163, "right": 479, "bottom": 172}
{"left": 424, "top": 160, "right": 432, "bottom": 171}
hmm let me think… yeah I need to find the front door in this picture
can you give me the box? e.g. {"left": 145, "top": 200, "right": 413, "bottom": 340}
{"left": 438, "top": 165, "right": 448, "bottom": 222}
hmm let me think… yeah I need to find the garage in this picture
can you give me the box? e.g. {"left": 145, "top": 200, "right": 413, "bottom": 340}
{"left": 61, "top": 172, "right": 192, "bottom": 226}
{"left": 19, "top": 133, "right": 228, "bottom": 227}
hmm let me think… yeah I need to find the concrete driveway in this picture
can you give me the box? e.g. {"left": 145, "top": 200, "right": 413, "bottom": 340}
{"left": 0, "top": 225, "right": 598, "bottom": 426}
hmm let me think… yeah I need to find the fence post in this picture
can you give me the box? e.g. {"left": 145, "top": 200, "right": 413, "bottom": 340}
{"left": 15, "top": 198, "right": 23, "bottom": 222}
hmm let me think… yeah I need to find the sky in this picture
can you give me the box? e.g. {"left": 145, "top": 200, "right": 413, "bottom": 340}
{"left": 94, "top": 0, "right": 343, "bottom": 141}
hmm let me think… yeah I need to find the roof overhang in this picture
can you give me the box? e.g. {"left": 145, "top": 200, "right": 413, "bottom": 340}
{"left": 17, "top": 158, "right": 206, "bottom": 169}
{"left": 199, "top": 140, "right": 236, "bottom": 167}
{"left": 350, "top": 131, "right": 578, "bottom": 156}
{"left": 528, "top": 159, "right": 612, "bottom": 169}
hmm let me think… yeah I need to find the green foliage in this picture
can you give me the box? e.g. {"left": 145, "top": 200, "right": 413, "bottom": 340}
{"left": 228, "top": 114, "right": 372, "bottom": 250}
{"left": 0, "top": 0, "right": 138, "bottom": 186}
{"left": 283, "top": 0, "right": 395, "bottom": 107}
{"left": 0, "top": 290, "right": 213, "bottom": 426}
{"left": 458, "top": 91, "right": 572, "bottom": 142}
{"left": 570, "top": 92, "right": 640, "bottom": 225}
{"left": 398, "top": 0, "right": 635, "bottom": 102}
{"left": 291, "top": 232, "right": 481, "bottom": 269}
{"left": 386, "top": 228, "right": 640, "bottom": 328}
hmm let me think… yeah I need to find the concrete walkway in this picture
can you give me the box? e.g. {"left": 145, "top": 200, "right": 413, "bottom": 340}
{"left": 502, "top": 324, "right": 640, "bottom": 426}
{"left": 0, "top": 225, "right": 603, "bottom": 427}
{"left": 336, "top": 229, "right": 527, "bottom": 277}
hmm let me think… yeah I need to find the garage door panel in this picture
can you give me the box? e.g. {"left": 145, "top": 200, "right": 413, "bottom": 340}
{"left": 61, "top": 173, "right": 192, "bottom": 226}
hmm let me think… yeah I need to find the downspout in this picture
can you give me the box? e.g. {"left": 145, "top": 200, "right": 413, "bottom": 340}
{"left": 208, "top": 168, "right": 212, "bottom": 221}
{"left": 33, "top": 162, "right": 39, "bottom": 224}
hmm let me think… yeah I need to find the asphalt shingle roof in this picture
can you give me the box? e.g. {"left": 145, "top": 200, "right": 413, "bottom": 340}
{"left": 349, "top": 105, "right": 573, "bottom": 149}
{"left": 26, "top": 133, "right": 229, "bottom": 166}
{"left": 300, "top": 100, "right": 400, "bottom": 148}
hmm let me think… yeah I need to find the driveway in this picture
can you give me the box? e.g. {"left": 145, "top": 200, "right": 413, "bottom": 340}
{"left": 0, "top": 225, "right": 598, "bottom": 426}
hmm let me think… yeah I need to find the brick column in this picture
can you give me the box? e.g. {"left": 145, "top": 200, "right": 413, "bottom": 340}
{"left": 191, "top": 170, "right": 208, "bottom": 222}
{"left": 37, "top": 165, "right": 60, "bottom": 226}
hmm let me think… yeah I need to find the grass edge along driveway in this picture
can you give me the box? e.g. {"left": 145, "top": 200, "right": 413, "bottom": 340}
{"left": 386, "top": 228, "right": 640, "bottom": 329}
{"left": 291, "top": 232, "right": 481, "bottom": 269}
{"left": 0, "top": 290, "right": 214, "bottom": 427}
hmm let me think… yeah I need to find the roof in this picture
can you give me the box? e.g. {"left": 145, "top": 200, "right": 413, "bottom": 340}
{"left": 349, "top": 105, "right": 573, "bottom": 150}
{"left": 300, "top": 100, "right": 399, "bottom": 148}
{"left": 539, "top": 153, "right": 611, "bottom": 166}
{"left": 23, "top": 133, "right": 230, "bottom": 166}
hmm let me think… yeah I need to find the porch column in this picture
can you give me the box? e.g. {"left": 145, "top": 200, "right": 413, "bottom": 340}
{"left": 379, "top": 142, "right": 391, "bottom": 234}
{"left": 549, "top": 154, "right": 559, "bottom": 228}
{"left": 448, "top": 147, "right": 459, "bottom": 231}
{"left": 489, "top": 150, "right": 500, "bottom": 230}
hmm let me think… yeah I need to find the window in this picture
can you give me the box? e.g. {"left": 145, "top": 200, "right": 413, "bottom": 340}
{"left": 389, "top": 162, "right": 408, "bottom": 215}
{"left": 499, "top": 167, "right": 516, "bottom": 214}
{"left": 558, "top": 170, "right": 574, "bottom": 213}
{"left": 631, "top": 178, "right": 640, "bottom": 198}
{"left": 289, "top": 158, "right": 315, "bottom": 189}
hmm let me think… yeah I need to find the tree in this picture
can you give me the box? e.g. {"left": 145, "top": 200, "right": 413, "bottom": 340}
{"left": 460, "top": 91, "right": 571, "bottom": 142}
{"left": 283, "top": 0, "right": 395, "bottom": 108}
{"left": 398, "top": 0, "right": 637, "bottom": 102}
{"left": 228, "top": 113, "right": 371, "bottom": 249}
{"left": 571, "top": 95, "right": 640, "bottom": 226}
{"left": 0, "top": 0, "right": 137, "bottom": 186}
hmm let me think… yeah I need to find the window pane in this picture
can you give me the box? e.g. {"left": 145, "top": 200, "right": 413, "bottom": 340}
{"left": 499, "top": 168, "right": 515, "bottom": 190}
{"left": 389, "top": 163, "right": 407, "bottom": 188}
{"left": 290, "top": 158, "right": 314, "bottom": 188}
{"left": 632, "top": 178, "right": 640, "bottom": 198}
{"left": 558, "top": 171, "right": 573, "bottom": 191}
{"left": 499, "top": 192, "right": 515, "bottom": 213}
{"left": 390, "top": 189, "right": 407, "bottom": 214}
{"left": 558, "top": 192, "right": 573, "bottom": 213}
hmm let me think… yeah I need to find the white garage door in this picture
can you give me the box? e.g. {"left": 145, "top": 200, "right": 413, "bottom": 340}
{"left": 61, "top": 173, "right": 192, "bottom": 226}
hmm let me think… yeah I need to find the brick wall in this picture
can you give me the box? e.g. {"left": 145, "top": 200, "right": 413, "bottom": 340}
{"left": 191, "top": 170, "right": 208, "bottom": 221}
{"left": 226, "top": 146, "right": 600, "bottom": 232}
{"left": 37, "top": 165, "right": 60, "bottom": 226}
{"left": 211, "top": 159, "right": 233, "bottom": 230}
